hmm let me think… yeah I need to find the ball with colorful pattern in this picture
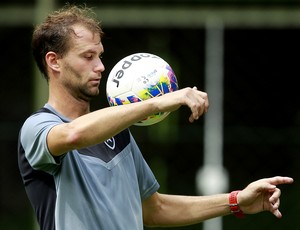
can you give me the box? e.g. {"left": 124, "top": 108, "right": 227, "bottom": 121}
{"left": 106, "top": 52, "right": 178, "bottom": 126}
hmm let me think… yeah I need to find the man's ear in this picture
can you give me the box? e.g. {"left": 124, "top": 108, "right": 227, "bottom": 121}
{"left": 45, "top": 51, "right": 60, "bottom": 72}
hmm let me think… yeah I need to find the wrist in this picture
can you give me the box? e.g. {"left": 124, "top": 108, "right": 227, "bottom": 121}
{"left": 229, "top": 190, "right": 245, "bottom": 218}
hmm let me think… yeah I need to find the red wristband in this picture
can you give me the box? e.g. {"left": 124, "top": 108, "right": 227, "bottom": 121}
{"left": 229, "top": 190, "right": 245, "bottom": 218}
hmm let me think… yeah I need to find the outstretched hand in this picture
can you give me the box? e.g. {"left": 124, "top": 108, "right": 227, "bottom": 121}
{"left": 237, "top": 176, "right": 294, "bottom": 218}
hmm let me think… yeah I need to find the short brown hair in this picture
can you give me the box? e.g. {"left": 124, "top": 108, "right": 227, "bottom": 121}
{"left": 32, "top": 4, "right": 104, "bottom": 81}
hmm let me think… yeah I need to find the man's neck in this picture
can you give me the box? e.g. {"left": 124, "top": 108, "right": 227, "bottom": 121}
{"left": 48, "top": 91, "right": 90, "bottom": 120}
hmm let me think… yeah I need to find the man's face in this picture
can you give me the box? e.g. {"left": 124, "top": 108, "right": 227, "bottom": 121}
{"left": 58, "top": 24, "right": 105, "bottom": 101}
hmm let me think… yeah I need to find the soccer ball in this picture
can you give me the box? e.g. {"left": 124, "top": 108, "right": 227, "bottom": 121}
{"left": 106, "top": 52, "right": 179, "bottom": 126}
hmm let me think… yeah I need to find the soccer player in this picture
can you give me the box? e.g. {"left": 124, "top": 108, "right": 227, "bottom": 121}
{"left": 18, "top": 4, "right": 293, "bottom": 230}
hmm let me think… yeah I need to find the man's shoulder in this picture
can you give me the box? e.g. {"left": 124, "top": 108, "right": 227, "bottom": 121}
{"left": 33, "top": 107, "right": 53, "bottom": 115}
{"left": 20, "top": 107, "right": 64, "bottom": 137}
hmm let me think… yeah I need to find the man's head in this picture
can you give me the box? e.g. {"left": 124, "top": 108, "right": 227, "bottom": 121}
{"left": 32, "top": 4, "right": 104, "bottom": 81}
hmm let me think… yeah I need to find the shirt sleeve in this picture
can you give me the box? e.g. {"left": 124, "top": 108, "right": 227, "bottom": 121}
{"left": 20, "top": 112, "right": 64, "bottom": 174}
{"left": 129, "top": 131, "right": 160, "bottom": 200}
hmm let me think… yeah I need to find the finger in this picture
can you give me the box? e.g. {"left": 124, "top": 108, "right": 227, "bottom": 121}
{"left": 185, "top": 87, "right": 209, "bottom": 122}
{"left": 269, "top": 188, "right": 281, "bottom": 203}
{"left": 270, "top": 199, "right": 282, "bottom": 218}
{"left": 268, "top": 190, "right": 283, "bottom": 218}
{"left": 191, "top": 88, "right": 209, "bottom": 113}
{"left": 271, "top": 197, "right": 280, "bottom": 210}
{"left": 189, "top": 115, "right": 195, "bottom": 123}
{"left": 263, "top": 196, "right": 281, "bottom": 218}
{"left": 267, "top": 176, "right": 294, "bottom": 186}
{"left": 198, "top": 91, "right": 209, "bottom": 113}
{"left": 187, "top": 91, "right": 206, "bottom": 122}
{"left": 272, "top": 208, "right": 282, "bottom": 219}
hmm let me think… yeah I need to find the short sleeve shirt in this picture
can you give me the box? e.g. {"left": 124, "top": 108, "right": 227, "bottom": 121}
{"left": 18, "top": 104, "right": 160, "bottom": 230}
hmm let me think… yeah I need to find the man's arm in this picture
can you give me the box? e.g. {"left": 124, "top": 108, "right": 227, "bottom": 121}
{"left": 47, "top": 87, "right": 208, "bottom": 156}
{"left": 142, "top": 176, "right": 294, "bottom": 227}
{"left": 142, "top": 192, "right": 230, "bottom": 227}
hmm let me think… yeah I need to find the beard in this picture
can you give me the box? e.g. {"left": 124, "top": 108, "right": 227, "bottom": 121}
{"left": 77, "top": 82, "right": 99, "bottom": 102}
{"left": 63, "top": 63, "right": 100, "bottom": 102}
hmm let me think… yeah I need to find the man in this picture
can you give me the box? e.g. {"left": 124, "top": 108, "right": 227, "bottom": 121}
{"left": 18, "top": 4, "right": 293, "bottom": 230}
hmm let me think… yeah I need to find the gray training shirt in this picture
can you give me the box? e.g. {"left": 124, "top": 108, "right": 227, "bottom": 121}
{"left": 18, "top": 103, "right": 160, "bottom": 230}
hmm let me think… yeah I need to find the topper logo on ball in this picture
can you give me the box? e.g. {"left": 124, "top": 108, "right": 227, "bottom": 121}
{"left": 112, "top": 53, "right": 159, "bottom": 87}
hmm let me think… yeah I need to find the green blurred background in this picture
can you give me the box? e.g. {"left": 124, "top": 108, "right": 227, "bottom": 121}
{"left": 0, "top": 0, "right": 299, "bottom": 229}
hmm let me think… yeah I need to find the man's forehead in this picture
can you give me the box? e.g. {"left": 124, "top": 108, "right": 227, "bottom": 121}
{"left": 73, "top": 24, "right": 100, "bottom": 40}
{"left": 71, "top": 25, "right": 102, "bottom": 50}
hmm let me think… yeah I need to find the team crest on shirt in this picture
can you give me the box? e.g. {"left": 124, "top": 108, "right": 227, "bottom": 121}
{"left": 104, "top": 137, "right": 115, "bottom": 150}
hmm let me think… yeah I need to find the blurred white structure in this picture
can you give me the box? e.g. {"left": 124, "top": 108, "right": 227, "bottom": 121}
{"left": 196, "top": 19, "right": 229, "bottom": 230}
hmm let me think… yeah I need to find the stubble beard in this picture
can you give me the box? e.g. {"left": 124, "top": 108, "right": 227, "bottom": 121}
{"left": 64, "top": 63, "right": 100, "bottom": 102}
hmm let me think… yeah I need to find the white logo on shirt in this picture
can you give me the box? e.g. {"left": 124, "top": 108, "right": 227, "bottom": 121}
{"left": 104, "top": 137, "right": 115, "bottom": 150}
